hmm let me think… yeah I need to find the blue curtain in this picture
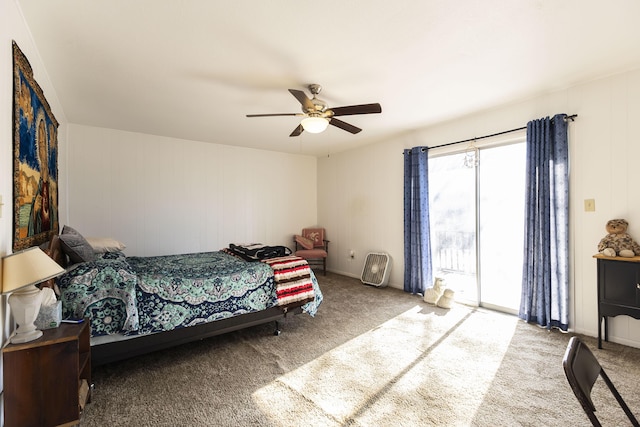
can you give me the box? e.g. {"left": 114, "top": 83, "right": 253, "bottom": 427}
{"left": 519, "top": 114, "right": 569, "bottom": 330}
{"left": 403, "top": 147, "right": 433, "bottom": 295}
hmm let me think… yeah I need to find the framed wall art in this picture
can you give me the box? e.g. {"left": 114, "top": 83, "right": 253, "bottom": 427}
{"left": 12, "top": 41, "right": 59, "bottom": 251}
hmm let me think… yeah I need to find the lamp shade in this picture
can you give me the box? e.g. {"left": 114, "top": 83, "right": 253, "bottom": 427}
{"left": 301, "top": 117, "right": 329, "bottom": 133}
{"left": 2, "top": 247, "right": 65, "bottom": 294}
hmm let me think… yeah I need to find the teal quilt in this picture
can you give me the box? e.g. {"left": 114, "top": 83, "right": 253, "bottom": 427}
{"left": 58, "top": 251, "right": 322, "bottom": 338}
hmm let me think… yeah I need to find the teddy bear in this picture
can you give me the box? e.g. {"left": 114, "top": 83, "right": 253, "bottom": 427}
{"left": 424, "top": 277, "right": 445, "bottom": 305}
{"left": 598, "top": 219, "right": 640, "bottom": 257}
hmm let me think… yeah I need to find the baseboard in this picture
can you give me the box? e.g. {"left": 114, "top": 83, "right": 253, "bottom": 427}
{"left": 325, "top": 268, "right": 402, "bottom": 290}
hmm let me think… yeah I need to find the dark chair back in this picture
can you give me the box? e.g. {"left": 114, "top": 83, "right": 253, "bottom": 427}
{"left": 562, "top": 336, "right": 639, "bottom": 427}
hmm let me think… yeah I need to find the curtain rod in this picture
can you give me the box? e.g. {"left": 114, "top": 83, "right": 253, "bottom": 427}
{"left": 422, "top": 114, "right": 578, "bottom": 151}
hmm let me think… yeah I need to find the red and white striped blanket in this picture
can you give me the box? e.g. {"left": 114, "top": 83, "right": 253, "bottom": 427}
{"left": 261, "top": 255, "right": 315, "bottom": 307}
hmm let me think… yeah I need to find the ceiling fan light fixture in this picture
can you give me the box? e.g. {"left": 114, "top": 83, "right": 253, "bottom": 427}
{"left": 247, "top": 85, "right": 381, "bottom": 137}
{"left": 301, "top": 116, "right": 329, "bottom": 133}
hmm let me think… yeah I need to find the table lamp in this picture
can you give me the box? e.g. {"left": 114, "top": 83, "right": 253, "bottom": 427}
{"left": 2, "top": 247, "right": 66, "bottom": 343}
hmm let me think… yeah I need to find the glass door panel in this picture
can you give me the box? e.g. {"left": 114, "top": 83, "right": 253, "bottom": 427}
{"left": 478, "top": 143, "right": 525, "bottom": 312}
{"left": 428, "top": 153, "right": 478, "bottom": 304}
{"left": 429, "top": 142, "right": 525, "bottom": 313}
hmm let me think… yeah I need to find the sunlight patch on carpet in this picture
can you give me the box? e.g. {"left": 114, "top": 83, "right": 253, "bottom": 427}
{"left": 252, "top": 305, "right": 519, "bottom": 426}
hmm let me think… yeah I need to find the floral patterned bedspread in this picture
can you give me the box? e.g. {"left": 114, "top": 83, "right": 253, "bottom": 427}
{"left": 128, "top": 251, "right": 277, "bottom": 334}
{"left": 58, "top": 252, "right": 139, "bottom": 337}
{"left": 57, "top": 251, "right": 322, "bottom": 338}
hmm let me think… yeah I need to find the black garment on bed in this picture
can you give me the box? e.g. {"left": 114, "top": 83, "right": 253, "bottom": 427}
{"left": 228, "top": 243, "right": 292, "bottom": 262}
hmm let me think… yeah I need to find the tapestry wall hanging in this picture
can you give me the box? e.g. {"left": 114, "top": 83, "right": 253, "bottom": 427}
{"left": 12, "top": 41, "right": 59, "bottom": 251}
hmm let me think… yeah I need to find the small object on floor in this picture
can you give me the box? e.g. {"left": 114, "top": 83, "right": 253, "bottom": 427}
{"left": 424, "top": 277, "right": 445, "bottom": 305}
{"left": 437, "top": 289, "right": 455, "bottom": 309}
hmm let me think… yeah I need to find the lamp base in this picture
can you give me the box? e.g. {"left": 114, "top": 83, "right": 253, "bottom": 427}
{"left": 10, "top": 329, "right": 43, "bottom": 344}
{"left": 8, "top": 285, "right": 44, "bottom": 344}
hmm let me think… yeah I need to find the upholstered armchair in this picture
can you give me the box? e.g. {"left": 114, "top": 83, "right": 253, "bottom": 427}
{"left": 294, "top": 228, "right": 329, "bottom": 275}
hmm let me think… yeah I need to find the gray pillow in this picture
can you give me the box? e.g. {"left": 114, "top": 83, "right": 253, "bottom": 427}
{"left": 59, "top": 226, "right": 96, "bottom": 264}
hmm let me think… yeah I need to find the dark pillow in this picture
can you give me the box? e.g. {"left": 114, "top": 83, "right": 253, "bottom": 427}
{"left": 59, "top": 226, "right": 96, "bottom": 264}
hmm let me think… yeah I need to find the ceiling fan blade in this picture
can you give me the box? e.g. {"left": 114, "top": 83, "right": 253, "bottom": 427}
{"left": 288, "top": 89, "right": 315, "bottom": 111}
{"left": 290, "top": 124, "right": 304, "bottom": 137}
{"left": 330, "top": 118, "right": 362, "bottom": 134}
{"left": 246, "top": 113, "right": 300, "bottom": 117}
{"left": 330, "top": 103, "right": 382, "bottom": 117}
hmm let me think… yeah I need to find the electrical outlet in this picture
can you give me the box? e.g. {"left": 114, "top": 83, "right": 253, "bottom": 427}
{"left": 584, "top": 199, "right": 596, "bottom": 212}
{"left": 349, "top": 250, "right": 355, "bottom": 259}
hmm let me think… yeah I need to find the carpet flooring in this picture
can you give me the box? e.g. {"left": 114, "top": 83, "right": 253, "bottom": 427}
{"left": 81, "top": 272, "right": 640, "bottom": 426}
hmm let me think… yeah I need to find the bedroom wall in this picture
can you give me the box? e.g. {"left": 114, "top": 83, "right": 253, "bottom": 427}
{"left": 1, "top": 0, "right": 69, "bottom": 421}
{"left": 318, "top": 67, "right": 640, "bottom": 349}
{"left": 65, "top": 124, "right": 318, "bottom": 256}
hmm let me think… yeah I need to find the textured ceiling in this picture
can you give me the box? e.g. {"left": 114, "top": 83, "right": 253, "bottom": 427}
{"left": 17, "top": 0, "right": 640, "bottom": 157}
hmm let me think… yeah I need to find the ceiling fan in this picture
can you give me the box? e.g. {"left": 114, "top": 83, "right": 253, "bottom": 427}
{"left": 246, "top": 84, "right": 382, "bottom": 137}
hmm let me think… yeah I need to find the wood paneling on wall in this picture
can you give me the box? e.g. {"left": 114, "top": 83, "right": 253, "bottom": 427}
{"left": 66, "top": 124, "right": 317, "bottom": 256}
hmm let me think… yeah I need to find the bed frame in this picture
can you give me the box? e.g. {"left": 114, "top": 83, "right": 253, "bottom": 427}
{"left": 91, "top": 302, "right": 305, "bottom": 367}
{"left": 43, "top": 235, "right": 309, "bottom": 367}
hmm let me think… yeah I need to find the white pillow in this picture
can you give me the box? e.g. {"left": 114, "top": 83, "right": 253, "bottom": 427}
{"left": 86, "top": 236, "right": 127, "bottom": 253}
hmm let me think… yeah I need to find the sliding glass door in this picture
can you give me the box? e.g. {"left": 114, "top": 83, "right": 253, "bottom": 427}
{"left": 477, "top": 143, "right": 526, "bottom": 312}
{"left": 429, "top": 142, "right": 525, "bottom": 313}
{"left": 428, "top": 152, "right": 478, "bottom": 303}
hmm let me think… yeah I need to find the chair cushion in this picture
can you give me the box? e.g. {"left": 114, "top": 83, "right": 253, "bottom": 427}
{"left": 295, "top": 249, "right": 327, "bottom": 259}
{"left": 302, "top": 228, "right": 325, "bottom": 248}
{"left": 295, "top": 235, "right": 314, "bottom": 250}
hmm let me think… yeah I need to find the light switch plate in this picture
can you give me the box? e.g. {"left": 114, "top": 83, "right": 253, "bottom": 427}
{"left": 584, "top": 199, "right": 596, "bottom": 212}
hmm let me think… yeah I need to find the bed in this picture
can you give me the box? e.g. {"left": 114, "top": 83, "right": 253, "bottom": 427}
{"left": 45, "top": 232, "right": 323, "bottom": 367}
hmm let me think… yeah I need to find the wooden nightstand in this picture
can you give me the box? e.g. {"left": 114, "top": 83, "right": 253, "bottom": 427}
{"left": 2, "top": 320, "right": 91, "bottom": 427}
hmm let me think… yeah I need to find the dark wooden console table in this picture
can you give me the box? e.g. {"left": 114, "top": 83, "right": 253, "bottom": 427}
{"left": 594, "top": 254, "right": 640, "bottom": 349}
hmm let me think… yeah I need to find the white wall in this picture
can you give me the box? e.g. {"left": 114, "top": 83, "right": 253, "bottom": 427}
{"left": 318, "top": 140, "right": 404, "bottom": 281}
{"left": 66, "top": 124, "right": 318, "bottom": 255}
{"left": 1, "top": 0, "right": 68, "bottom": 420}
{"left": 319, "top": 68, "right": 640, "bottom": 349}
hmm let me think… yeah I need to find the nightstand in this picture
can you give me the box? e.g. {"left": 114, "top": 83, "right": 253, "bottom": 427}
{"left": 2, "top": 320, "right": 91, "bottom": 427}
{"left": 594, "top": 254, "right": 640, "bottom": 349}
